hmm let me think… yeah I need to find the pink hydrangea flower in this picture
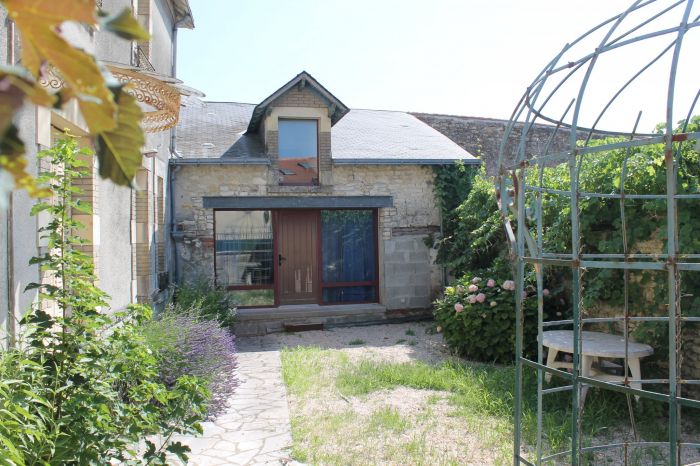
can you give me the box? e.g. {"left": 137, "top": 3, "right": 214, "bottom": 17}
{"left": 456, "top": 285, "right": 465, "bottom": 294}
{"left": 471, "top": 277, "right": 482, "bottom": 284}
{"left": 543, "top": 288, "right": 550, "bottom": 297}
{"left": 468, "top": 284, "right": 479, "bottom": 293}
{"left": 454, "top": 302, "right": 464, "bottom": 313}
{"left": 468, "top": 294, "right": 477, "bottom": 304}
{"left": 476, "top": 293, "right": 486, "bottom": 303}
{"left": 502, "top": 280, "right": 515, "bottom": 291}
{"left": 486, "top": 279, "right": 496, "bottom": 288}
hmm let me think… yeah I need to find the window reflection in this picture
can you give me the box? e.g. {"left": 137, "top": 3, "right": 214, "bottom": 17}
{"left": 278, "top": 119, "right": 318, "bottom": 185}
{"left": 215, "top": 211, "right": 273, "bottom": 288}
{"left": 321, "top": 210, "right": 377, "bottom": 303}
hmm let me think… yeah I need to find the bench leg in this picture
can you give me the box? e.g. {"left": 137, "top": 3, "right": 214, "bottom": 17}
{"left": 628, "top": 358, "right": 642, "bottom": 401}
{"left": 545, "top": 349, "right": 558, "bottom": 383}
{"left": 580, "top": 355, "right": 594, "bottom": 405}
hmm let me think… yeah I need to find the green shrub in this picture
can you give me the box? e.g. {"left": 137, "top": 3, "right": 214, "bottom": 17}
{"left": 0, "top": 138, "right": 208, "bottom": 465}
{"left": 433, "top": 118, "right": 700, "bottom": 363}
{"left": 431, "top": 165, "right": 505, "bottom": 276}
{"left": 433, "top": 268, "right": 559, "bottom": 363}
{"left": 171, "top": 279, "right": 237, "bottom": 327}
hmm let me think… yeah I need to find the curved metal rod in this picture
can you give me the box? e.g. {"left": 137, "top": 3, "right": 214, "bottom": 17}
{"left": 674, "top": 87, "right": 700, "bottom": 168}
{"left": 517, "top": 17, "right": 700, "bottom": 140}
{"left": 583, "top": 42, "right": 674, "bottom": 146}
{"left": 606, "top": 0, "right": 685, "bottom": 47}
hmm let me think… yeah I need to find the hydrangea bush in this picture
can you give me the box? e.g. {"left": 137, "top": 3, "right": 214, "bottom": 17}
{"left": 433, "top": 270, "right": 557, "bottom": 363}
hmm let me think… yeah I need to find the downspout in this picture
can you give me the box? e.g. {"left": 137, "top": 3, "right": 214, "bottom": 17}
{"left": 168, "top": 163, "right": 181, "bottom": 284}
{"left": 167, "top": 17, "right": 187, "bottom": 285}
{"left": 5, "top": 20, "right": 16, "bottom": 346}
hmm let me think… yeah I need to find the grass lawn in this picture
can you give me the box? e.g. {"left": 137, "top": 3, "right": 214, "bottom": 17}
{"left": 281, "top": 343, "right": 699, "bottom": 465}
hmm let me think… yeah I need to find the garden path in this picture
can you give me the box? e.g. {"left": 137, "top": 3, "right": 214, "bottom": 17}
{"left": 174, "top": 337, "right": 301, "bottom": 466}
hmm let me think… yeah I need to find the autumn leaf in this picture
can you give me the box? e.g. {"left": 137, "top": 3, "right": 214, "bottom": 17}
{"left": 0, "top": 68, "right": 56, "bottom": 132}
{"left": 0, "top": 125, "right": 51, "bottom": 198}
{"left": 0, "top": 70, "right": 55, "bottom": 197}
{"left": 95, "top": 86, "right": 144, "bottom": 186}
{"left": 4, "top": 0, "right": 118, "bottom": 134}
{"left": 101, "top": 8, "right": 150, "bottom": 42}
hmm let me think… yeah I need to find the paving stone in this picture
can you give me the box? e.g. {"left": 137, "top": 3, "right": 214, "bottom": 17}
{"left": 175, "top": 343, "right": 298, "bottom": 465}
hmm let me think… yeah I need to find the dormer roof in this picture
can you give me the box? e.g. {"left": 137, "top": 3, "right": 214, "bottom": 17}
{"left": 245, "top": 71, "right": 349, "bottom": 133}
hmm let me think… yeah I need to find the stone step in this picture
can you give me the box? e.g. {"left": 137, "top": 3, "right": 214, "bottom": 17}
{"left": 234, "top": 304, "right": 430, "bottom": 336}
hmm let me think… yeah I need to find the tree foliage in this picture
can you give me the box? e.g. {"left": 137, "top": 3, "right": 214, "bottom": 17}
{"left": 434, "top": 117, "right": 700, "bottom": 361}
{"left": 0, "top": 0, "right": 150, "bottom": 197}
{"left": 431, "top": 164, "right": 510, "bottom": 277}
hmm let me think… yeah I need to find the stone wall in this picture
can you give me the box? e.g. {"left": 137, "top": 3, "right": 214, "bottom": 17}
{"left": 413, "top": 113, "right": 576, "bottom": 175}
{"left": 172, "top": 163, "right": 442, "bottom": 310}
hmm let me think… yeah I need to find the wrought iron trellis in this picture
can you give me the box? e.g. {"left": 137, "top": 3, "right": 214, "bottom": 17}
{"left": 496, "top": 1, "right": 700, "bottom": 464}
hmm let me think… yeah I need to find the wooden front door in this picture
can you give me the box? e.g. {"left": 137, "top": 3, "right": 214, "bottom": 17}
{"left": 277, "top": 210, "right": 318, "bottom": 304}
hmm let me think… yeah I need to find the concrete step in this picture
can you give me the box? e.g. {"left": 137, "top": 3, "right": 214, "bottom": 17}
{"left": 234, "top": 304, "right": 430, "bottom": 336}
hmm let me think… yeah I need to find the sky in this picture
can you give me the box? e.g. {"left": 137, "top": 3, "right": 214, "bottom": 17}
{"left": 176, "top": 1, "right": 698, "bottom": 132}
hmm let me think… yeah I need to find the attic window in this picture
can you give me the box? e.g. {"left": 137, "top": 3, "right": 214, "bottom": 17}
{"left": 278, "top": 119, "right": 318, "bottom": 185}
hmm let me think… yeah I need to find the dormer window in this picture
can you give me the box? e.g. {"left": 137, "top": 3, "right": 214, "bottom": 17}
{"left": 278, "top": 118, "right": 318, "bottom": 185}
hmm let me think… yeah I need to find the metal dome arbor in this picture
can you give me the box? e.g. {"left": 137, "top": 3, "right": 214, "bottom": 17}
{"left": 497, "top": 1, "right": 700, "bottom": 464}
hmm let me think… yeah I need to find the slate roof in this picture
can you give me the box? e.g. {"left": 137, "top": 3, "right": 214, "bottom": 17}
{"left": 332, "top": 109, "right": 477, "bottom": 164}
{"left": 175, "top": 102, "right": 266, "bottom": 161}
{"left": 174, "top": 102, "right": 478, "bottom": 165}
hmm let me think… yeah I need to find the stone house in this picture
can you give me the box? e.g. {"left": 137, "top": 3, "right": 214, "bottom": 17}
{"left": 172, "top": 71, "right": 479, "bottom": 334}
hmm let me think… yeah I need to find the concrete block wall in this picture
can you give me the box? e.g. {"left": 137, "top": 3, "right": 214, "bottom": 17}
{"left": 173, "top": 163, "right": 443, "bottom": 310}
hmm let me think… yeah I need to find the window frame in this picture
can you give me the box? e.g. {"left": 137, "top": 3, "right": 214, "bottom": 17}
{"left": 213, "top": 209, "right": 276, "bottom": 308}
{"left": 213, "top": 208, "right": 380, "bottom": 308}
{"left": 277, "top": 117, "right": 320, "bottom": 186}
{"left": 318, "top": 208, "right": 380, "bottom": 305}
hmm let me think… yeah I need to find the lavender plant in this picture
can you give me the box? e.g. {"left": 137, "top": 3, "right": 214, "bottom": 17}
{"left": 172, "top": 279, "right": 237, "bottom": 328}
{"left": 143, "top": 306, "right": 239, "bottom": 419}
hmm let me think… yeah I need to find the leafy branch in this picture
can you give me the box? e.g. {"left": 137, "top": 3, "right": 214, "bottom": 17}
{"left": 0, "top": 0, "right": 151, "bottom": 196}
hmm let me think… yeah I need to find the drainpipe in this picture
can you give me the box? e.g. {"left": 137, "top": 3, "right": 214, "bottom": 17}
{"left": 168, "top": 163, "right": 181, "bottom": 284}
{"left": 167, "top": 15, "right": 189, "bottom": 286}
{"left": 4, "top": 20, "right": 16, "bottom": 347}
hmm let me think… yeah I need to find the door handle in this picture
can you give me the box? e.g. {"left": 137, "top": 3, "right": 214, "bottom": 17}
{"left": 279, "top": 254, "right": 286, "bottom": 266}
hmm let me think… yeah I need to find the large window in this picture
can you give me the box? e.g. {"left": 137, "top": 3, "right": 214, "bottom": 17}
{"left": 321, "top": 210, "right": 377, "bottom": 303}
{"left": 278, "top": 119, "right": 318, "bottom": 185}
{"left": 215, "top": 210, "right": 274, "bottom": 306}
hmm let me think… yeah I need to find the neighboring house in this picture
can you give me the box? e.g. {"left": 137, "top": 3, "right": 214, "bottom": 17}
{"left": 0, "top": 0, "right": 195, "bottom": 341}
{"left": 172, "top": 71, "right": 480, "bottom": 335}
